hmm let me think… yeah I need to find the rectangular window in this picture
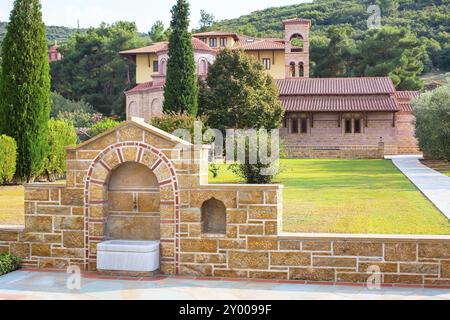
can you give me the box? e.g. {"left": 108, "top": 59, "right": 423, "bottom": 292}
{"left": 345, "top": 119, "right": 352, "bottom": 134}
{"left": 300, "top": 118, "right": 308, "bottom": 134}
{"left": 220, "top": 37, "right": 227, "bottom": 47}
{"left": 199, "top": 37, "right": 207, "bottom": 43}
{"left": 354, "top": 119, "right": 361, "bottom": 134}
{"left": 152, "top": 60, "right": 159, "bottom": 73}
{"left": 262, "top": 58, "right": 271, "bottom": 70}
{"left": 291, "top": 119, "right": 299, "bottom": 134}
{"left": 209, "top": 38, "right": 217, "bottom": 48}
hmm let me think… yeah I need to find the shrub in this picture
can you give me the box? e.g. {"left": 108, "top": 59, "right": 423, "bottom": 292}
{"left": 0, "top": 253, "right": 20, "bottom": 276}
{"left": 151, "top": 112, "right": 209, "bottom": 141}
{"left": 229, "top": 132, "right": 281, "bottom": 184}
{"left": 0, "top": 135, "right": 17, "bottom": 184}
{"left": 41, "top": 119, "right": 77, "bottom": 181}
{"left": 414, "top": 77, "right": 450, "bottom": 160}
{"left": 88, "top": 119, "right": 122, "bottom": 137}
{"left": 57, "top": 110, "right": 103, "bottom": 128}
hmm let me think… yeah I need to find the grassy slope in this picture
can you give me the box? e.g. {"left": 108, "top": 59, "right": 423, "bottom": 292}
{"left": 210, "top": 159, "right": 450, "bottom": 235}
{"left": 0, "top": 185, "right": 24, "bottom": 226}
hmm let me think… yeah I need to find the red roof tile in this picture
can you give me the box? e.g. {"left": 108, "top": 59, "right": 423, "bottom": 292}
{"left": 125, "top": 81, "right": 164, "bottom": 95}
{"left": 276, "top": 77, "right": 396, "bottom": 95}
{"left": 280, "top": 95, "right": 399, "bottom": 112}
{"left": 237, "top": 39, "right": 285, "bottom": 51}
{"left": 120, "top": 38, "right": 216, "bottom": 56}
{"left": 398, "top": 102, "right": 414, "bottom": 112}
{"left": 395, "top": 91, "right": 420, "bottom": 100}
{"left": 282, "top": 18, "right": 312, "bottom": 25}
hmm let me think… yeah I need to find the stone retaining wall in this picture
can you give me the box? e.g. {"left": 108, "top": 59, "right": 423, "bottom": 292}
{"left": 285, "top": 143, "right": 387, "bottom": 159}
{"left": 0, "top": 118, "right": 448, "bottom": 287}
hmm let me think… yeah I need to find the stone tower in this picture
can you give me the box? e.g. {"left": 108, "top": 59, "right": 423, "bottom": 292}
{"left": 283, "top": 18, "right": 311, "bottom": 78}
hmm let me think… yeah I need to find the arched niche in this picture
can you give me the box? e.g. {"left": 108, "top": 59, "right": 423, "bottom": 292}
{"left": 128, "top": 101, "right": 139, "bottom": 119}
{"left": 201, "top": 198, "right": 226, "bottom": 234}
{"left": 289, "top": 62, "right": 296, "bottom": 77}
{"left": 198, "top": 58, "right": 208, "bottom": 76}
{"left": 106, "top": 162, "right": 160, "bottom": 241}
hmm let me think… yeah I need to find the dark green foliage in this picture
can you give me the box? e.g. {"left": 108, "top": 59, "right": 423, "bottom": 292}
{"left": 0, "top": 0, "right": 51, "bottom": 182}
{"left": 163, "top": 0, "right": 198, "bottom": 115}
{"left": 0, "top": 135, "right": 17, "bottom": 184}
{"left": 414, "top": 77, "right": 450, "bottom": 160}
{"left": 88, "top": 119, "right": 122, "bottom": 137}
{"left": 197, "top": 10, "right": 216, "bottom": 32}
{"left": 41, "top": 119, "right": 77, "bottom": 182}
{"left": 0, "top": 253, "right": 20, "bottom": 276}
{"left": 358, "top": 26, "right": 426, "bottom": 90}
{"left": 50, "top": 21, "right": 147, "bottom": 117}
{"left": 204, "top": 49, "right": 284, "bottom": 130}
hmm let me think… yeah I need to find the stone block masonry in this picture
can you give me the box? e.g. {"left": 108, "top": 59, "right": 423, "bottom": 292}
{"left": 0, "top": 118, "right": 448, "bottom": 287}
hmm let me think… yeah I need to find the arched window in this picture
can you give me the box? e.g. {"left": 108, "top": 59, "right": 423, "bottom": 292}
{"left": 201, "top": 198, "right": 226, "bottom": 234}
{"left": 299, "top": 62, "right": 305, "bottom": 78}
{"left": 150, "top": 98, "right": 162, "bottom": 118}
{"left": 290, "top": 34, "right": 304, "bottom": 53}
{"left": 290, "top": 62, "right": 296, "bottom": 78}
{"left": 128, "top": 101, "right": 139, "bottom": 119}
{"left": 160, "top": 59, "right": 167, "bottom": 75}
{"left": 198, "top": 58, "right": 208, "bottom": 76}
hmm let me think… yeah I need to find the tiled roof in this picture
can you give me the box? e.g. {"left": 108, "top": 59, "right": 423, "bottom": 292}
{"left": 276, "top": 77, "right": 396, "bottom": 95}
{"left": 237, "top": 39, "right": 286, "bottom": 51}
{"left": 125, "top": 81, "right": 164, "bottom": 95}
{"left": 280, "top": 95, "right": 400, "bottom": 112}
{"left": 120, "top": 38, "right": 215, "bottom": 56}
{"left": 395, "top": 91, "right": 420, "bottom": 100}
{"left": 193, "top": 31, "right": 240, "bottom": 40}
{"left": 398, "top": 102, "right": 414, "bottom": 112}
{"left": 282, "top": 18, "right": 312, "bottom": 25}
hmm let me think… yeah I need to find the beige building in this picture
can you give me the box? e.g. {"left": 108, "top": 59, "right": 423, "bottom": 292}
{"left": 120, "top": 18, "right": 420, "bottom": 158}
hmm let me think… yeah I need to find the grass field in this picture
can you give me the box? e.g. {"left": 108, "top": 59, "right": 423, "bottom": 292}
{"left": 209, "top": 159, "right": 450, "bottom": 235}
{"left": 0, "top": 185, "right": 24, "bottom": 226}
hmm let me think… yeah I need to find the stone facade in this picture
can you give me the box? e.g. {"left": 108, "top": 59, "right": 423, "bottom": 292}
{"left": 0, "top": 118, "right": 448, "bottom": 287}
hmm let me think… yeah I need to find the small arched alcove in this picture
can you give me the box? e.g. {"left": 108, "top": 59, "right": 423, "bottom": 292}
{"left": 201, "top": 198, "right": 226, "bottom": 234}
{"left": 106, "top": 162, "right": 160, "bottom": 241}
{"left": 290, "top": 34, "right": 304, "bottom": 53}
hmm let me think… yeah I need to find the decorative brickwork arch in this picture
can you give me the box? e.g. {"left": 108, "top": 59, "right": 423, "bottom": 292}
{"left": 83, "top": 141, "right": 181, "bottom": 274}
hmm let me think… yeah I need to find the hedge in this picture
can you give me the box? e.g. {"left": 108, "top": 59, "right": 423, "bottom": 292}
{"left": 0, "top": 135, "right": 17, "bottom": 184}
{"left": 88, "top": 118, "right": 122, "bottom": 137}
{"left": 0, "top": 253, "right": 20, "bottom": 276}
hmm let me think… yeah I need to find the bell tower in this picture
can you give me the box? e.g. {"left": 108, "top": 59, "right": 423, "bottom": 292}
{"left": 283, "top": 18, "right": 311, "bottom": 78}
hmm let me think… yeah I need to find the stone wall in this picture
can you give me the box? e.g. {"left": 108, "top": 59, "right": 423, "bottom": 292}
{"left": 0, "top": 118, "right": 448, "bottom": 287}
{"left": 284, "top": 144, "right": 386, "bottom": 159}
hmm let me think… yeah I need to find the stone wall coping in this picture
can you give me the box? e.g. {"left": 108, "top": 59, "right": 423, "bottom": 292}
{"left": 0, "top": 225, "right": 24, "bottom": 232}
{"left": 199, "top": 183, "right": 284, "bottom": 190}
{"left": 24, "top": 183, "right": 66, "bottom": 189}
{"left": 278, "top": 232, "right": 450, "bottom": 242}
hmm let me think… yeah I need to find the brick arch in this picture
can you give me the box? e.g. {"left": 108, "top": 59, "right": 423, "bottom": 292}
{"left": 83, "top": 141, "right": 180, "bottom": 274}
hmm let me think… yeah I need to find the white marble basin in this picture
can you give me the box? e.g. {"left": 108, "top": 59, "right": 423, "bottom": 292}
{"left": 97, "top": 240, "right": 160, "bottom": 272}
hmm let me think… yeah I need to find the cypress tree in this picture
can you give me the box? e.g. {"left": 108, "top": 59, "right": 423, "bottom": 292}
{"left": 0, "top": 0, "right": 51, "bottom": 182}
{"left": 163, "top": 0, "right": 198, "bottom": 115}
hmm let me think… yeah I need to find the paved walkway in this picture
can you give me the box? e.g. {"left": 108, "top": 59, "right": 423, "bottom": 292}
{"left": 0, "top": 271, "right": 449, "bottom": 300}
{"left": 387, "top": 155, "right": 450, "bottom": 219}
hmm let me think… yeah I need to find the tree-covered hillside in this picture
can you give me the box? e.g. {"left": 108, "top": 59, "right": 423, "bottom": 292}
{"left": 212, "top": 0, "right": 450, "bottom": 71}
{"left": 0, "top": 21, "right": 83, "bottom": 45}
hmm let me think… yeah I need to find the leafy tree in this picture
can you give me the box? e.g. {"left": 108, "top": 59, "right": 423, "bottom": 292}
{"left": 312, "top": 25, "right": 358, "bottom": 77}
{"left": 163, "top": 0, "right": 198, "bottom": 115}
{"left": 148, "top": 21, "right": 171, "bottom": 42}
{"left": 0, "top": 0, "right": 51, "bottom": 182}
{"left": 198, "top": 10, "right": 215, "bottom": 31}
{"left": 41, "top": 119, "right": 77, "bottom": 182}
{"left": 204, "top": 49, "right": 284, "bottom": 130}
{"left": 359, "top": 26, "right": 425, "bottom": 90}
{"left": 151, "top": 112, "right": 208, "bottom": 139}
{"left": 414, "top": 77, "right": 450, "bottom": 160}
{"left": 51, "top": 21, "right": 147, "bottom": 117}
{"left": 51, "top": 91, "right": 93, "bottom": 118}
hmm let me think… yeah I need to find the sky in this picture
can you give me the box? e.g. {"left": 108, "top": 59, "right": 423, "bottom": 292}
{"left": 0, "top": 0, "right": 311, "bottom": 32}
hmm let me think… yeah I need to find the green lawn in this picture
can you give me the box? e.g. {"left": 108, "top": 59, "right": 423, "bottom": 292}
{"left": 0, "top": 185, "right": 24, "bottom": 226}
{"left": 209, "top": 159, "right": 450, "bottom": 235}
